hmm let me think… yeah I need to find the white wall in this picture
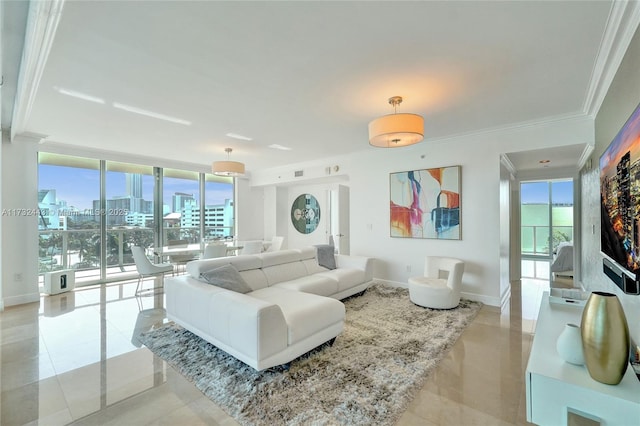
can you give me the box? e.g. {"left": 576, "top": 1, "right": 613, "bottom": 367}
{"left": 263, "top": 186, "right": 289, "bottom": 249}
{"left": 258, "top": 181, "right": 350, "bottom": 251}
{"left": 499, "top": 160, "right": 513, "bottom": 304}
{"left": 261, "top": 183, "right": 336, "bottom": 249}
{"left": 582, "top": 23, "right": 640, "bottom": 346}
{"left": 263, "top": 186, "right": 277, "bottom": 242}
{"left": 1, "top": 139, "right": 39, "bottom": 306}
{"left": 251, "top": 116, "right": 593, "bottom": 306}
{"left": 235, "top": 177, "right": 264, "bottom": 241}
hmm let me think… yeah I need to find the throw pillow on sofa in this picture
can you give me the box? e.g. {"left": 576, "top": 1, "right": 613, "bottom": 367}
{"left": 314, "top": 244, "right": 336, "bottom": 270}
{"left": 200, "top": 264, "right": 252, "bottom": 293}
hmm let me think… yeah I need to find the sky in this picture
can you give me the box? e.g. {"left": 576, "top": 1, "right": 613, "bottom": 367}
{"left": 38, "top": 165, "right": 233, "bottom": 211}
{"left": 521, "top": 180, "right": 573, "bottom": 205}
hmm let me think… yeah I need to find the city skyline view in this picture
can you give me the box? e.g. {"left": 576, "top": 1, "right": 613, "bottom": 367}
{"left": 38, "top": 165, "right": 233, "bottom": 212}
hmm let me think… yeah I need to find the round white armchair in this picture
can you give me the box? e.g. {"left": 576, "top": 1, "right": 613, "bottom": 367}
{"left": 408, "top": 256, "right": 465, "bottom": 309}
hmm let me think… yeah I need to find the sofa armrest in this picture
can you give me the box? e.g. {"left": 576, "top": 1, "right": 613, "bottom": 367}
{"left": 165, "top": 276, "right": 289, "bottom": 362}
{"left": 335, "top": 254, "right": 374, "bottom": 282}
{"left": 211, "top": 291, "right": 289, "bottom": 361}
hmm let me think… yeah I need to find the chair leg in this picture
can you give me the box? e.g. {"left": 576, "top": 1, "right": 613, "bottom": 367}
{"left": 135, "top": 275, "right": 143, "bottom": 296}
{"left": 136, "top": 274, "right": 154, "bottom": 296}
{"left": 136, "top": 273, "right": 167, "bottom": 297}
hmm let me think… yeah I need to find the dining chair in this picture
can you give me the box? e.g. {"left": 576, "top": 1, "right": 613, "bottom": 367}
{"left": 240, "top": 240, "right": 263, "bottom": 255}
{"left": 131, "top": 245, "right": 174, "bottom": 296}
{"left": 265, "top": 236, "right": 285, "bottom": 252}
{"left": 166, "top": 239, "right": 198, "bottom": 274}
{"left": 203, "top": 243, "right": 228, "bottom": 259}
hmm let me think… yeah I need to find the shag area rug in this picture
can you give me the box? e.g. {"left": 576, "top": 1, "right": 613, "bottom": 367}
{"left": 139, "top": 283, "right": 482, "bottom": 425}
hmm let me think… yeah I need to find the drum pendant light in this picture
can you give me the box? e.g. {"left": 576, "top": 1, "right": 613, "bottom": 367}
{"left": 368, "top": 96, "right": 424, "bottom": 148}
{"left": 212, "top": 148, "right": 245, "bottom": 177}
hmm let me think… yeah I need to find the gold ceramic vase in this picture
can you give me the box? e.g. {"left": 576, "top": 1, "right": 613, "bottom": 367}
{"left": 580, "top": 291, "right": 630, "bottom": 385}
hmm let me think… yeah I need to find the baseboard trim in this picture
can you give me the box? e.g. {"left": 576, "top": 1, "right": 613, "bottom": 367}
{"left": 460, "top": 292, "right": 501, "bottom": 307}
{"left": 374, "top": 279, "right": 501, "bottom": 307}
{"left": 375, "top": 279, "right": 408, "bottom": 289}
{"left": 3, "top": 292, "right": 40, "bottom": 308}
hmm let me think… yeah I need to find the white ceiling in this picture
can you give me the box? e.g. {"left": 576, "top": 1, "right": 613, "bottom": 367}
{"left": 504, "top": 144, "right": 590, "bottom": 174}
{"left": 3, "top": 1, "right": 629, "bottom": 173}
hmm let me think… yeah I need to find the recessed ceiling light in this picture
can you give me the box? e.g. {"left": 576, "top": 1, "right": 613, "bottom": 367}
{"left": 268, "top": 144, "right": 292, "bottom": 151}
{"left": 112, "top": 102, "right": 191, "bottom": 126}
{"left": 539, "top": 159, "right": 551, "bottom": 164}
{"left": 54, "top": 86, "right": 105, "bottom": 104}
{"left": 226, "top": 133, "right": 253, "bottom": 141}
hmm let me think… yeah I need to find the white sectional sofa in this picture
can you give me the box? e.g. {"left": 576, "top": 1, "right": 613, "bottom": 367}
{"left": 164, "top": 247, "right": 374, "bottom": 371}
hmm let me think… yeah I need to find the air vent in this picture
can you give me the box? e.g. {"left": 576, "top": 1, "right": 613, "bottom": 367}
{"left": 294, "top": 170, "right": 304, "bottom": 177}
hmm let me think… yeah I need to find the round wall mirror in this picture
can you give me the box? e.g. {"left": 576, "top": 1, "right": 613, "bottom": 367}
{"left": 291, "top": 193, "right": 321, "bottom": 234}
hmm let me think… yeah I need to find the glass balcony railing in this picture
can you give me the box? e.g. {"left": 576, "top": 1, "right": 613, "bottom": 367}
{"left": 39, "top": 225, "right": 235, "bottom": 287}
{"left": 521, "top": 225, "right": 573, "bottom": 256}
{"left": 39, "top": 227, "right": 154, "bottom": 286}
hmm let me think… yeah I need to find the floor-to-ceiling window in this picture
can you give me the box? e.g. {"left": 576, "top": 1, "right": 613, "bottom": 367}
{"left": 105, "top": 161, "right": 156, "bottom": 281}
{"left": 38, "top": 153, "right": 234, "bottom": 287}
{"left": 204, "top": 174, "right": 234, "bottom": 240}
{"left": 521, "top": 179, "right": 574, "bottom": 259}
{"left": 162, "top": 168, "right": 201, "bottom": 245}
{"left": 38, "top": 153, "right": 101, "bottom": 282}
{"left": 550, "top": 180, "right": 574, "bottom": 251}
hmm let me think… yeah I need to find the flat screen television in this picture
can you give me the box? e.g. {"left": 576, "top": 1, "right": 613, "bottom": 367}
{"left": 600, "top": 101, "right": 640, "bottom": 288}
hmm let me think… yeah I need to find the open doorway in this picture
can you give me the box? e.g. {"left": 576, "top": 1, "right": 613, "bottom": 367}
{"left": 520, "top": 179, "right": 575, "bottom": 287}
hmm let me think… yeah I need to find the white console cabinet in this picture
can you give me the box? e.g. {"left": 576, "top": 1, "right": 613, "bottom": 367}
{"left": 526, "top": 292, "right": 640, "bottom": 425}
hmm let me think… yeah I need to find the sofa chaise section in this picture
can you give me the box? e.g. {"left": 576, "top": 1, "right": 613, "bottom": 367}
{"left": 164, "top": 247, "right": 374, "bottom": 371}
{"left": 166, "top": 278, "right": 289, "bottom": 370}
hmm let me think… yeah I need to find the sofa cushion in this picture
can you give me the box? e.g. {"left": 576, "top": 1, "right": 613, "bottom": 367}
{"left": 200, "top": 264, "right": 253, "bottom": 294}
{"left": 187, "top": 255, "right": 262, "bottom": 278}
{"left": 301, "top": 258, "right": 328, "bottom": 275}
{"left": 259, "top": 250, "right": 303, "bottom": 267}
{"left": 238, "top": 269, "right": 269, "bottom": 291}
{"left": 315, "top": 244, "right": 336, "bottom": 270}
{"left": 316, "top": 268, "right": 366, "bottom": 292}
{"left": 249, "top": 287, "right": 345, "bottom": 345}
{"left": 262, "top": 261, "right": 308, "bottom": 285}
{"left": 295, "top": 246, "right": 317, "bottom": 260}
{"left": 273, "top": 274, "right": 339, "bottom": 297}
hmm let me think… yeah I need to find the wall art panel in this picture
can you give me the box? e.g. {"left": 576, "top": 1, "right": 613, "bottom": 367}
{"left": 390, "top": 166, "right": 461, "bottom": 240}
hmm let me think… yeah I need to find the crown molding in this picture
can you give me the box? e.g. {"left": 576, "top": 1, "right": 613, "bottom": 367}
{"left": 426, "top": 111, "right": 589, "bottom": 147}
{"left": 577, "top": 144, "right": 595, "bottom": 171}
{"left": 583, "top": 0, "right": 640, "bottom": 118}
{"left": 10, "top": 0, "right": 65, "bottom": 141}
{"left": 499, "top": 154, "right": 517, "bottom": 178}
{"left": 12, "top": 131, "right": 48, "bottom": 144}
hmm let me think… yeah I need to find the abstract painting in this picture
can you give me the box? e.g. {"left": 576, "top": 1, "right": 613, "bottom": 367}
{"left": 390, "top": 166, "right": 461, "bottom": 239}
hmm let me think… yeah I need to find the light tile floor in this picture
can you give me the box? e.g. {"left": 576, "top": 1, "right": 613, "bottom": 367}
{"left": 1, "top": 269, "right": 558, "bottom": 426}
